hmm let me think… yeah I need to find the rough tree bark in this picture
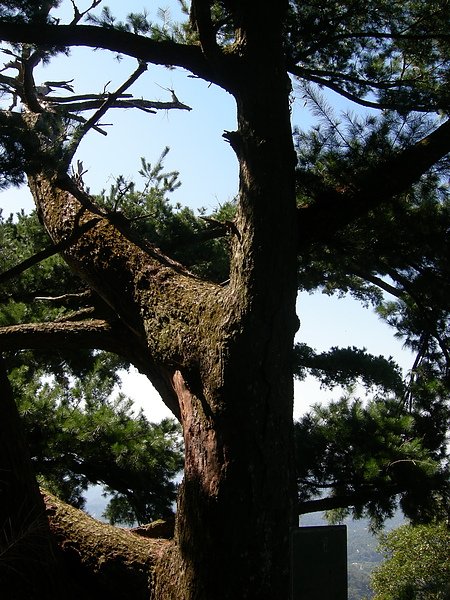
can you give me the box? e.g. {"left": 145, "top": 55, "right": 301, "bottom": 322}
{"left": 42, "top": 491, "right": 170, "bottom": 600}
{"left": 1, "top": 3, "right": 298, "bottom": 598}
{"left": 24, "top": 41, "right": 298, "bottom": 600}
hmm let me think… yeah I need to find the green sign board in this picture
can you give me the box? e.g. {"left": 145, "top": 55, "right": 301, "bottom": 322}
{"left": 291, "top": 525, "right": 347, "bottom": 599}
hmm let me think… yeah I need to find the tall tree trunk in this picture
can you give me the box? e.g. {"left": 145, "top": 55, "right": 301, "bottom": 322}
{"left": 2, "top": 0, "right": 450, "bottom": 597}
{"left": 154, "top": 5, "right": 299, "bottom": 597}
{"left": 27, "top": 133, "right": 298, "bottom": 600}
{"left": 21, "top": 3, "right": 299, "bottom": 597}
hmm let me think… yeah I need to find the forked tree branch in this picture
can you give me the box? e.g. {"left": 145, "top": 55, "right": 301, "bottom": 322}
{"left": 69, "top": 0, "right": 103, "bottom": 26}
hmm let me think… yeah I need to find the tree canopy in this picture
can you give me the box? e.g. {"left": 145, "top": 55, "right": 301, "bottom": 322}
{"left": 371, "top": 520, "right": 450, "bottom": 600}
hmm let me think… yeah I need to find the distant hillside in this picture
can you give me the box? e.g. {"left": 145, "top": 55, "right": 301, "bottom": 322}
{"left": 300, "top": 511, "right": 405, "bottom": 600}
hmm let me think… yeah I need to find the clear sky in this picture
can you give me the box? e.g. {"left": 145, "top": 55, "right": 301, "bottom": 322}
{"left": 0, "top": 0, "right": 414, "bottom": 421}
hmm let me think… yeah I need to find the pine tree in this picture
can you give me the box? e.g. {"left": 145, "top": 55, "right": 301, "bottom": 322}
{"left": 0, "top": 2, "right": 449, "bottom": 598}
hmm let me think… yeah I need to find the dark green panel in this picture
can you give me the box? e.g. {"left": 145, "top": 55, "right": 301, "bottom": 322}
{"left": 291, "top": 525, "right": 347, "bottom": 600}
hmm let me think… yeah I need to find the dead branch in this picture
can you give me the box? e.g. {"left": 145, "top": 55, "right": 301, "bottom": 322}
{"left": 34, "top": 290, "right": 92, "bottom": 303}
{"left": 65, "top": 61, "right": 149, "bottom": 159}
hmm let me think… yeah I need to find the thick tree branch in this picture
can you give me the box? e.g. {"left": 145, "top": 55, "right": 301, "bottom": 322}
{"left": 0, "top": 317, "right": 182, "bottom": 419}
{"left": 21, "top": 48, "right": 45, "bottom": 113}
{"left": 363, "top": 118, "right": 450, "bottom": 198}
{"left": 0, "top": 23, "right": 232, "bottom": 89}
{"left": 42, "top": 491, "right": 170, "bottom": 600}
{"left": 298, "top": 485, "right": 402, "bottom": 516}
{"left": 348, "top": 269, "right": 403, "bottom": 299}
{"left": 190, "top": 0, "right": 220, "bottom": 57}
{"left": 297, "top": 118, "right": 450, "bottom": 247}
{"left": 27, "top": 173, "right": 225, "bottom": 378}
{"left": 0, "top": 319, "right": 125, "bottom": 354}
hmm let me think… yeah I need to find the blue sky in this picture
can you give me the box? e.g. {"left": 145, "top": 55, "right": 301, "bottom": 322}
{"left": 0, "top": 0, "right": 414, "bottom": 420}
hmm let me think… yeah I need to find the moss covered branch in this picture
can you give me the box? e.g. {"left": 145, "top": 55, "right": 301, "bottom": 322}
{"left": 42, "top": 491, "right": 171, "bottom": 600}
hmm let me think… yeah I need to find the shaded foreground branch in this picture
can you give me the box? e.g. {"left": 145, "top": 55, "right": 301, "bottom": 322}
{"left": 42, "top": 492, "right": 171, "bottom": 600}
{"left": 0, "top": 357, "right": 58, "bottom": 597}
{"left": 297, "top": 118, "right": 450, "bottom": 247}
{"left": 298, "top": 486, "right": 401, "bottom": 516}
{"left": 0, "top": 23, "right": 225, "bottom": 88}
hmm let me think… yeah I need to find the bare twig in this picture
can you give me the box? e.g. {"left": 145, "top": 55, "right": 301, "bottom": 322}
{"left": 34, "top": 290, "right": 92, "bottom": 303}
{"left": 69, "top": 0, "right": 103, "bottom": 26}
{"left": 65, "top": 60, "right": 148, "bottom": 159}
{"left": 46, "top": 92, "right": 132, "bottom": 103}
{"left": 80, "top": 62, "right": 147, "bottom": 130}
{"left": 65, "top": 112, "right": 109, "bottom": 135}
